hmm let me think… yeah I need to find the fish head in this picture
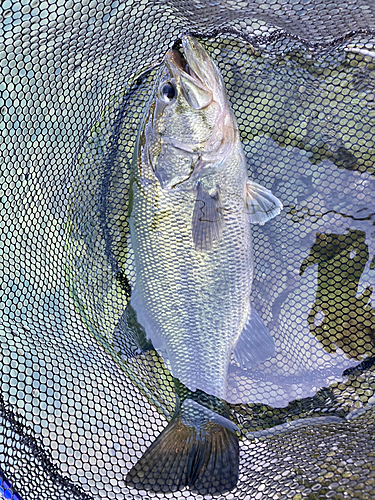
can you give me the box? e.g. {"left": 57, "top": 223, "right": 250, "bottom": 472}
{"left": 146, "top": 36, "right": 236, "bottom": 189}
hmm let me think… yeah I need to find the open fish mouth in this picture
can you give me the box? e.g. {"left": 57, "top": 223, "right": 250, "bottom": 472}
{"left": 166, "top": 47, "right": 189, "bottom": 73}
{"left": 165, "top": 35, "right": 210, "bottom": 87}
{"left": 164, "top": 36, "right": 215, "bottom": 111}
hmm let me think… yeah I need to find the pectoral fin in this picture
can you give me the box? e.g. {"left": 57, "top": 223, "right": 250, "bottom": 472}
{"left": 232, "top": 305, "right": 275, "bottom": 369}
{"left": 246, "top": 180, "right": 283, "bottom": 224}
{"left": 192, "top": 182, "right": 223, "bottom": 252}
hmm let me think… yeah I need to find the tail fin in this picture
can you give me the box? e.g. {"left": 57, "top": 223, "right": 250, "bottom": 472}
{"left": 126, "top": 399, "right": 239, "bottom": 495}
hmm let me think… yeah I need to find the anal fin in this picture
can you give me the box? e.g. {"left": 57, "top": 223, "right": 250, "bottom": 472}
{"left": 232, "top": 305, "right": 275, "bottom": 369}
{"left": 246, "top": 179, "right": 283, "bottom": 224}
{"left": 192, "top": 182, "right": 222, "bottom": 252}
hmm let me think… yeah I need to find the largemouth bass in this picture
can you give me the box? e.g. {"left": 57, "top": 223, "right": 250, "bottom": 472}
{"left": 126, "top": 36, "right": 282, "bottom": 495}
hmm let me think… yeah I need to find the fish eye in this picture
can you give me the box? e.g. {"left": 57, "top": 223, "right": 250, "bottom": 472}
{"left": 160, "top": 82, "right": 176, "bottom": 102}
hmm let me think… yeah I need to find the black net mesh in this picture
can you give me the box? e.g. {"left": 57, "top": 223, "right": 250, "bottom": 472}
{"left": 1, "top": 0, "right": 375, "bottom": 498}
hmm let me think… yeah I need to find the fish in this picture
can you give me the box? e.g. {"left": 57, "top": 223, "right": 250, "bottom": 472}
{"left": 125, "top": 35, "right": 282, "bottom": 495}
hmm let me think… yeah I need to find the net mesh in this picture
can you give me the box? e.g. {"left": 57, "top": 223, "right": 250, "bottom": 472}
{"left": 1, "top": 0, "right": 375, "bottom": 498}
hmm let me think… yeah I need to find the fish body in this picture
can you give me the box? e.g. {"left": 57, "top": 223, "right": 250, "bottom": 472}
{"left": 131, "top": 120, "right": 253, "bottom": 400}
{"left": 126, "top": 36, "right": 282, "bottom": 494}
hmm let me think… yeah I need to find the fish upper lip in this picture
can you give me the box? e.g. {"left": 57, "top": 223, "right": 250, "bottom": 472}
{"left": 166, "top": 36, "right": 211, "bottom": 92}
{"left": 166, "top": 49, "right": 187, "bottom": 73}
{"left": 166, "top": 47, "right": 207, "bottom": 93}
{"left": 165, "top": 38, "right": 199, "bottom": 81}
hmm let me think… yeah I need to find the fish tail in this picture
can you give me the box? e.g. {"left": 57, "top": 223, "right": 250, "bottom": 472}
{"left": 125, "top": 398, "right": 239, "bottom": 495}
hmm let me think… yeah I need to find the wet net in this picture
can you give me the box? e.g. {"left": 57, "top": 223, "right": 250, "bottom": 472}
{"left": 1, "top": 0, "right": 375, "bottom": 498}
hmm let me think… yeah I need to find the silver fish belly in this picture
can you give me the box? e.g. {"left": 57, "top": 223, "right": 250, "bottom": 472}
{"left": 126, "top": 35, "right": 282, "bottom": 495}
{"left": 130, "top": 138, "right": 252, "bottom": 400}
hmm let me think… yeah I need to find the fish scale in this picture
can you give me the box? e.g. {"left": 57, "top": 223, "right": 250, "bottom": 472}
{"left": 130, "top": 146, "right": 252, "bottom": 398}
{"left": 126, "top": 35, "right": 282, "bottom": 495}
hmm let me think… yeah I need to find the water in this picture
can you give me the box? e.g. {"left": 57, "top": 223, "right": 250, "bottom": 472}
{"left": 66, "top": 34, "right": 375, "bottom": 433}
